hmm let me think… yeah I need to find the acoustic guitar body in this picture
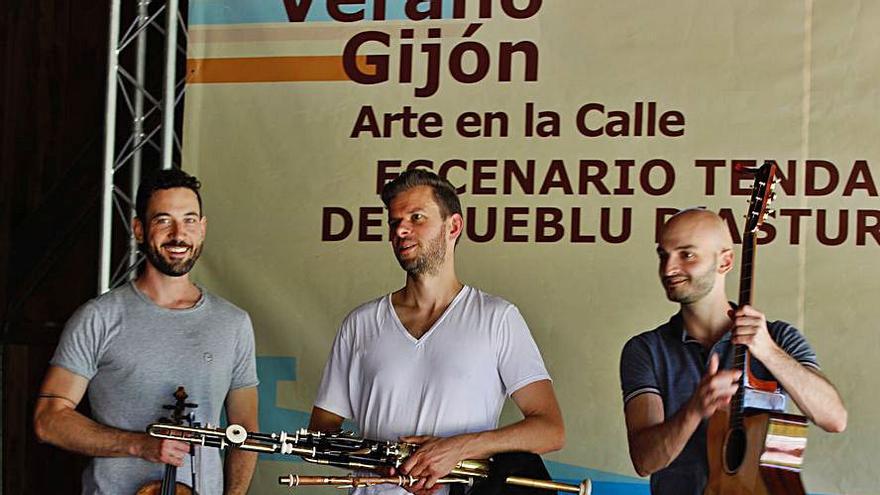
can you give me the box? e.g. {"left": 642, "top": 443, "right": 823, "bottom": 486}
{"left": 705, "top": 409, "right": 807, "bottom": 495}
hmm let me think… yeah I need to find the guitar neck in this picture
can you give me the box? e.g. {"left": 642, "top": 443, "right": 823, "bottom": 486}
{"left": 730, "top": 230, "right": 757, "bottom": 428}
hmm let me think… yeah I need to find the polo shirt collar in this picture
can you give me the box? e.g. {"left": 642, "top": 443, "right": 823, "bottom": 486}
{"left": 673, "top": 303, "right": 738, "bottom": 344}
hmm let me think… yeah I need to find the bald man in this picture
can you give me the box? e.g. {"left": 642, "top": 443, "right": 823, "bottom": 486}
{"left": 619, "top": 209, "right": 846, "bottom": 495}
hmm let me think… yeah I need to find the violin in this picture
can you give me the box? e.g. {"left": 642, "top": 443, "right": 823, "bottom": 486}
{"left": 136, "top": 387, "right": 198, "bottom": 495}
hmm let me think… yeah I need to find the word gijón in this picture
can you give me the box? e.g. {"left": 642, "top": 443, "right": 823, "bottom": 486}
{"left": 283, "top": 0, "right": 547, "bottom": 97}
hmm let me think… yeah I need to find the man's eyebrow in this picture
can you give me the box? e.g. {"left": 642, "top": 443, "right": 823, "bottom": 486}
{"left": 390, "top": 207, "right": 426, "bottom": 218}
{"left": 150, "top": 211, "right": 201, "bottom": 219}
{"left": 656, "top": 244, "right": 697, "bottom": 253}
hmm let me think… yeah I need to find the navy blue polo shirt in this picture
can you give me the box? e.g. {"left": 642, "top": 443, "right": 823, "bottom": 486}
{"left": 619, "top": 310, "right": 819, "bottom": 495}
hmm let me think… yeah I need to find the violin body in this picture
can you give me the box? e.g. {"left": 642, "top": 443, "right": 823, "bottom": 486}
{"left": 134, "top": 478, "right": 193, "bottom": 495}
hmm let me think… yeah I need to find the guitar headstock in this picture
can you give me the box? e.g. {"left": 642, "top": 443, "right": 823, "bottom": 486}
{"left": 739, "top": 161, "right": 779, "bottom": 234}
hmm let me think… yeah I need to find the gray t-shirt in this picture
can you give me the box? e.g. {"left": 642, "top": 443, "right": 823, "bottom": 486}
{"left": 51, "top": 282, "right": 259, "bottom": 495}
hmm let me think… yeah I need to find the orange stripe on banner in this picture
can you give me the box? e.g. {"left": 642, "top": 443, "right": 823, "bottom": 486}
{"left": 187, "top": 55, "right": 373, "bottom": 83}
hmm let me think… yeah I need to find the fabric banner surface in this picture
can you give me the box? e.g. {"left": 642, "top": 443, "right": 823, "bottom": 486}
{"left": 183, "top": 1, "right": 878, "bottom": 493}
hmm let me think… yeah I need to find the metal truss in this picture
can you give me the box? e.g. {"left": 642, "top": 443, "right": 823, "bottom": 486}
{"left": 99, "top": 0, "right": 188, "bottom": 294}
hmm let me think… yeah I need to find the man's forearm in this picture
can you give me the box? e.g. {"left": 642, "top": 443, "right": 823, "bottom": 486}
{"left": 223, "top": 386, "right": 260, "bottom": 494}
{"left": 224, "top": 449, "right": 257, "bottom": 495}
{"left": 34, "top": 405, "right": 143, "bottom": 458}
{"left": 456, "top": 412, "right": 564, "bottom": 460}
{"left": 627, "top": 401, "right": 702, "bottom": 476}
{"left": 759, "top": 346, "right": 847, "bottom": 432}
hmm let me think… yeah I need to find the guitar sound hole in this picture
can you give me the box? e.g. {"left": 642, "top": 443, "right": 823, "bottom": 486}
{"left": 723, "top": 427, "right": 747, "bottom": 474}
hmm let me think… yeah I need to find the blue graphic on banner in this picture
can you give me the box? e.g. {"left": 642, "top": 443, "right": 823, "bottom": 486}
{"left": 252, "top": 356, "right": 649, "bottom": 494}
{"left": 256, "top": 356, "right": 312, "bottom": 431}
{"left": 190, "top": 0, "right": 458, "bottom": 25}
{"left": 190, "top": 0, "right": 289, "bottom": 25}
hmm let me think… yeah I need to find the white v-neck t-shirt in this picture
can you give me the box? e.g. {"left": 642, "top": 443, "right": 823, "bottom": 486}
{"left": 315, "top": 285, "right": 551, "bottom": 448}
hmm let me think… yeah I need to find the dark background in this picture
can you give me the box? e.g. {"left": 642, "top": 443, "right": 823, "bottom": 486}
{"left": 2, "top": 1, "right": 187, "bottom": 492}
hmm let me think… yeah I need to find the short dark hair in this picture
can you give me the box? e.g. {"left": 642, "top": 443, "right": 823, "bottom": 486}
{"left": 135, "top": 168, "right": 203, "bottom": 221}
{"left": 380, "top": 169, "right": 462, "bottom": 218}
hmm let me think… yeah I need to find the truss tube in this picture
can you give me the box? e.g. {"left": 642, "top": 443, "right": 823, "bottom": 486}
{"left": 99, "top": 0, "right": 122, "bottom": 294}
{"left": 129, "top": 0, "right": 151, "bottom": 275}
{"left": 160, "top": 0, "right": 180, "bottom": 170}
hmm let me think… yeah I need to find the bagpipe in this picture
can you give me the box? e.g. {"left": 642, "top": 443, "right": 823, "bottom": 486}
{"left": 147, "top": 423, "right": 591, "bottom": 494}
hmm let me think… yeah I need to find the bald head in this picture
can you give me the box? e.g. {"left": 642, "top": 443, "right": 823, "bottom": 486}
{"left": 657, "top": 209, "right": 734, "bottom": 304}
{"left": 661, "top": 209, "right": 733, "bottom": 252}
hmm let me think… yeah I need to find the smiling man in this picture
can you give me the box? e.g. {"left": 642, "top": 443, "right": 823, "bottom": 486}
{"left": 309, "top": 168, "right": 564, "bottom": 495}
{"left": 33, "top": 169, "right": 259, "bottom": 495}
{"left": 619, "top": 208, "right": 847, "bottom": 495}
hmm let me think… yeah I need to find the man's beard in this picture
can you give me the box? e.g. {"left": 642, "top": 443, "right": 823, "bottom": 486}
{"left": 663, "top": 259, "right": 716, "bottom": 304}
{"left": 397, "top": 229, "right": 446, "bottom": 276}
{"left": 143, "top": 239, "right": 202, "bottom": 277}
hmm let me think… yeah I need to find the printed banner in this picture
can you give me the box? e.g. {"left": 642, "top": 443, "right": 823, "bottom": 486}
{"left": 183, "top": 2, "right": 879, "bottom": 493}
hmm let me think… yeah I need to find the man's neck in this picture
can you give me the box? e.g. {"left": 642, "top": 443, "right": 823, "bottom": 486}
{"left": 395, "top": 266, "right": 463, "bottom": 311}
{"left": 679, "top": 293, "right": 733, "bottom": 347}
{"left": 391, "top": 267, "right": 463, "bottom": 340}
{"left": 134, "top": 266, "right": 201, "bottom": 309}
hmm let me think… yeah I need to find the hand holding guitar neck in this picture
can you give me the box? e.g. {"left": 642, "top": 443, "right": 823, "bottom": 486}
{"left": 730, "top": 304, "right": 779, "bottom": 362}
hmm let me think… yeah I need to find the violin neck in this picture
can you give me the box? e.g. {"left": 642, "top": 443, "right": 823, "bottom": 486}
{"left": 161, "top": 464, "right": 177, "bottom": 495}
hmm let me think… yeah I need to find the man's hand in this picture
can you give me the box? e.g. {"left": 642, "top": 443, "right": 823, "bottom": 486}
{"left": 731, "top": 305, "right": 779, "bottom": 361}
{"left": 398, "top": 435, "right": 469, "bottom": 494}
{"left": 688, "top": 353, "right": 741, "bottom": 419}
{"left": 729, "top": 306, "right": 848, "bottom": 433}
{"left": 134, "top": 435, "right": 191, "bottom": 467}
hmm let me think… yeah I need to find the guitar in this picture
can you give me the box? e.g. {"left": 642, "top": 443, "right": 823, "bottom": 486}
{"left": 136, "top": 387, "right": 198, "bottom": 495}
{"left": 704, "top": 161, "right": 808, "bottom": 495}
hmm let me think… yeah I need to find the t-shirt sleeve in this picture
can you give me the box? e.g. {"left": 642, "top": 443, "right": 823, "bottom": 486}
{"left": 496, "top": 306, "right": 551, "bottom": 396}
{"left": 620, "top": 335, "right": 660, "bottom": 405}
{"left": 313, "top": 317, "right": 355, "bottom": 419}
{"left": 771, "top": 321, "right": 820, "bottom": 370}
{"left": 230, "top": 313, "right": 259, "bottom": 390}
{"left": 50, "top": 301, "right": 106, "bottom": 380}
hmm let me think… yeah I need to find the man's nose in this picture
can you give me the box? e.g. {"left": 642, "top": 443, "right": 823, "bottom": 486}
{"left": 395, "top": 221, "right": 411, "bottom": 238}
{"left": 168, "top": 220, "right": 184, "bottom": 239}
{"left": 661, "top": 257, "right": 679, "bottom": 276}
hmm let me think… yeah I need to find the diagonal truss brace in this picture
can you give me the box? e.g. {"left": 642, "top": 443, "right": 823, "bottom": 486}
{"left": 99, "top": 0, "right": 188, "bottom": 294}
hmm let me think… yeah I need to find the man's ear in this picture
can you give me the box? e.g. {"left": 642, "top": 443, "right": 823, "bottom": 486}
{"left": 718, "top": 248, "right": 734, "bottom": 275}
{"left": 448, "top": 213, "right": 463, "bottom": 242}
{"left": 133, "top": 217, "right": 144, "bottom": 244}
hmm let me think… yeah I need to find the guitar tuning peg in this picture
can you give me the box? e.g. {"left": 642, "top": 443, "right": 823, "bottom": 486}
{"left": 766, "top": 209, "right": 776, "bottom": 216}
{"left": 774, "top": 178, "right": 782, "bottom": 184}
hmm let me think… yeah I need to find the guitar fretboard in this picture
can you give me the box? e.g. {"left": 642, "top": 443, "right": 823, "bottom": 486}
{"left": 730, "top": 230, "right": 757, "bottom": 430}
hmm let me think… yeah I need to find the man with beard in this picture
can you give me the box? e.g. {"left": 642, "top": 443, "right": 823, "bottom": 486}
{"left": 309, "top": 169, "right": 564, "bottom": 495}
{"left": 34, "top": 169, "right": 259, "bottom": 495}
{"left": 619, "top": 208, "right": 847, "bottom": 495}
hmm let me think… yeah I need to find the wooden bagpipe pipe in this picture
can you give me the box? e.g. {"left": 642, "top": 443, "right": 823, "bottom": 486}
{"left": 147, "top": 423, "right": 591, "bottom": 494}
